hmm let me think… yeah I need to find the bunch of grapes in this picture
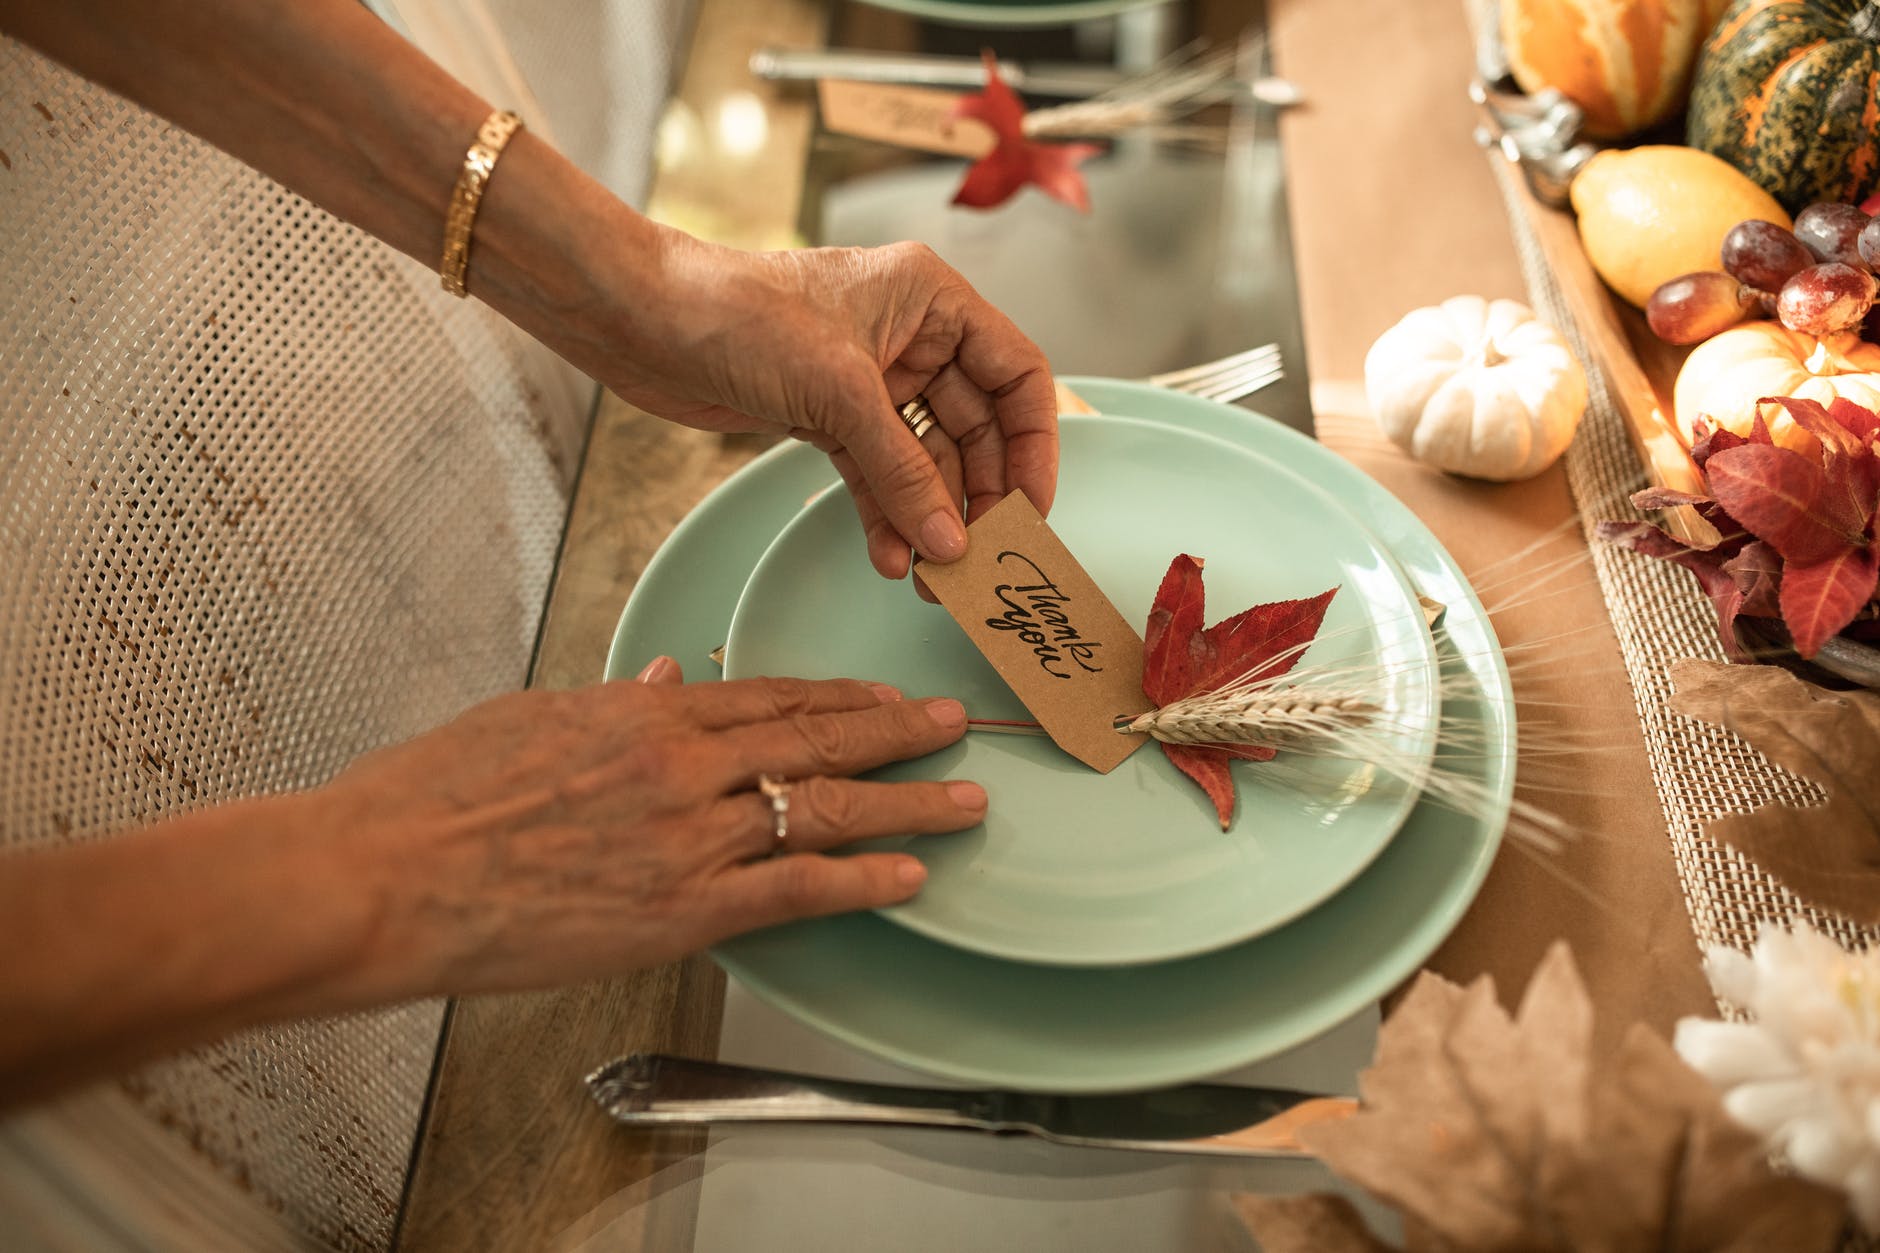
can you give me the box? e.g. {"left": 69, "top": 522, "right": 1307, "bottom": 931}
{"left": 1646, "top": 202, "right": 1880, "bottom": 345}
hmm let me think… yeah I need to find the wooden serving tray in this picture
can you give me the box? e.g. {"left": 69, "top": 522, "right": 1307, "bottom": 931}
{"left": 1496, "top": 157, "right": 1720, "bottom": 548}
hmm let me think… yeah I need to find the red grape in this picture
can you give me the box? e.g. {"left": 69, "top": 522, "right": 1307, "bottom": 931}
{"left": 1721, "top": 220, "right": 1814, "bottom": 291}
{"left": 1646, "top": 272, "right": 1759, "bottom": 344}
{"left": 1776, "top": 262, "right": 1878, "bottom": 336}
{"left": 1794, "top": 202, "right": 1872, "bottom": 268}
{"left": 1858, "top": 215, "right": 1880, "bottom": 271}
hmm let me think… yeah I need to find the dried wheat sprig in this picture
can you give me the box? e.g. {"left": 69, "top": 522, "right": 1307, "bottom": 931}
{"left": 1021, "top": 46, "right": 1236, "bottom": 141}
{"left": 1121, "top": 687, "right": 1376, "bottom": 749}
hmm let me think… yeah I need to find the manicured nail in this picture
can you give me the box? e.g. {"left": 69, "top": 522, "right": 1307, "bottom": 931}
{"left": 867, "top": 682, "right": 902, "bottom": 703}
{"left": 919, "top": 510, "right": 968, "bottom": 561}
{"left": 635, "top": 655, "right": 675, "bottom": 683}
{"left": 946, "top": 780, "right": 987, "bottom": 812}
{"left": 895, "top": 858, "right": 928, "bottom": 888}
{"left": 924, "top": 698, "right": 965, "bottom": 730}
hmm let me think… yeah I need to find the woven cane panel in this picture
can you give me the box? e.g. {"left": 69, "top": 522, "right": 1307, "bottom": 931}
{"left": 0, "top": 40, "right": 586, "bottom": 1252}
{"left": 1488, "top": 159, "right": 1878, "bottom": 970}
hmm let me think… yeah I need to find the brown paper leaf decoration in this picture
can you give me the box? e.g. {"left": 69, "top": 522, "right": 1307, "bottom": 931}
{"left": 1235, "top": 943, "right": 1847, "bottom": 1252}
{"left": 1669, "top": 659, "right": 1880, "bottom": 925}
{"left": 1232, "top": 1193, "right": 1392, "bottom": 1252}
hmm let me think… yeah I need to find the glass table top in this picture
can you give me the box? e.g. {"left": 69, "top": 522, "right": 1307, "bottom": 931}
{"left": 551, "top": 3, "right": 1349, "bottom": 1249}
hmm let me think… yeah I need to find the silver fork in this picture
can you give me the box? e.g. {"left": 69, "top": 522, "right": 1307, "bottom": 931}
{"left": 1145, "top": 342, "right": 1283, "bottom": 404}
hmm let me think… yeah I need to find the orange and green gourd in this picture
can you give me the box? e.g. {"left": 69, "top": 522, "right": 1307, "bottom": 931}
{"left": 1688, "top": 0, "right": 1880, "bottom": 213}
{"left": 1502, "top": 0, "right": 1733, "bottom": 138}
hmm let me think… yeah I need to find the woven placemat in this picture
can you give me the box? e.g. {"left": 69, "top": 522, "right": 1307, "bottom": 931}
{"left": 1489, "top": 157, "right": 1877, "bottom": 971}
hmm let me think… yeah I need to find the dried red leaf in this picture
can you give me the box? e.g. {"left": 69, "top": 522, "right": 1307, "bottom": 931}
{"left": 1705, "top": 444, "right": 1868, "bottom": 564}
{"left": 1163, "top": 744, "right": 1239, "bottom": 831}
{"left": 1690, "top": 417, "right": 1747, "bottom": 472}
{"left": 1606, "top": 392, "right": 1880, "bottom": 657}
{"left": 1142, "top": 554, "right": 1337, "bottom": 829}
{"left": 950, "top": 51, "right": 1100, "bottom": 212}
{"left": 1625, "top": 451, "right": 1751, "bottom": 548}
{"left": 1722, "top": 539, "right": 1783, "bottom": 621}
{"left": 1779, "top": 545, "right": 1880, "bottom": 657}
{"left": 1761, "top": 400, "right": 1880, "bottom": 582}
{"left": 1765, "top": 396, "right": 1860, "bottom": 460}
{"left": 1629, "top": 486, "right": 1714, "bottom": 511}
{"left": 1598, "top": 521, "right": 1751, "bottom": 658}
{"left": 1143, "top": 554, "right": 1209, "bottom": 704}
{"left": 1828, "top": 396, "right": 1880, "bottom": 444}
{"left": 1597, "top": 519, "right": 1699, "bottom": 564}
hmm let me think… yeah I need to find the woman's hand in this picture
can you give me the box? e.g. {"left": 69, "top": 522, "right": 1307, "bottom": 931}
{"left": 326, "top": 659, "right": 985, "bottom": 999}
{"left": 609, "top": 236, "right": 1060, "bottom": 581}
{"left": 0, "top": 660, "right": 986, "bottom": 1101}
{"left": 3, "top": 0, "right": 1056, "bottom": 582}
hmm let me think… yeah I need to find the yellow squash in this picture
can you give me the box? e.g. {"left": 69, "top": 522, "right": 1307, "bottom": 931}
{"left": 1569, "top": 145, "right": 1790, "bottom": 309}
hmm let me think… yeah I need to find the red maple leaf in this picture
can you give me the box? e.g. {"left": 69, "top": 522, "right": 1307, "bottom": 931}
{"left": 1143, "top": 555, "right": 1339, "bottom": 830}
{"left": 950, "top": 51, "right": 1100, "bottom": 213}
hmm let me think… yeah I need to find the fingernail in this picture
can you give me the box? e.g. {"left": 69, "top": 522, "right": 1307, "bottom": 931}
{"left": 946, "top": 780, "right": 987, "bottom": 812}
{"left": 895, "top": 858, "right": 928, "bottom": 888}
{"left": 635, "top": 655, "right": 675, "bottom": 683}
{"left": 919, "top": 510, "right": 967, "bottom": 561}
{"left": 867, "top": 682, "right": 902, "bottom": 703}
{"left": 924, "top": 698, "right": 965, "bottom": 730}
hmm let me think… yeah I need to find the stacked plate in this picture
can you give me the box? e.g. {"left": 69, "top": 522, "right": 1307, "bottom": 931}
{"left": 606, "top": 378, "right": 1514, "bottom": 1093}
{"left": 851, "top": 0, "right": 1165, "bottom": 28}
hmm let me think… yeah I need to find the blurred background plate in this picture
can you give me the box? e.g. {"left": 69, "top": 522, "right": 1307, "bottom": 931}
{"left": 849, "top": 0, "right": 1168, "bottom": 29}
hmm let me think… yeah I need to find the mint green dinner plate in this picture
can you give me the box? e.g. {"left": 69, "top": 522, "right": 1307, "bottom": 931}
{"left": 854, "top": 0, "right": 1162, "bottom": 28}
{"left": 722, "top": 416, "right": 1439, "bottom": 967}
{"left": 606, "top": 378, "right": 1513, "bottom": 1092}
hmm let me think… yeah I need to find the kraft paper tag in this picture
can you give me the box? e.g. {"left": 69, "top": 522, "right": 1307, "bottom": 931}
{"left": 916, "top": 491, "right": 1151, "bottom": 774}
{"left": 817, "top": 80, "right": 995, "bottom": 158}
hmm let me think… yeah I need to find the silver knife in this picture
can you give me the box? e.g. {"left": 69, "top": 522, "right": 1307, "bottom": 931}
{"left": 586, "top": 1054, "right": 1355, "bottom": 1157}
{"left": 749, "top": 48, "right": 1304, "bottom": 108}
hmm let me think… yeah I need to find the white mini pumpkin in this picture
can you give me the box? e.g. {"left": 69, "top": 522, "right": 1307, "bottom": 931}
{"left": 1363, "top": 296, "right": 1588, "bottom": 482}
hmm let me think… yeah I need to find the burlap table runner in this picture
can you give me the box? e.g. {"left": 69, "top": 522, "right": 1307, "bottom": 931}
{"left": 1489, "top": 156, "right": 1879, "bottom": 969}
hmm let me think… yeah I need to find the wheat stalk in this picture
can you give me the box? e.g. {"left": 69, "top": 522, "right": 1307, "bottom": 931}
{"left": 1021, "top": 46, "right": 1237, "bottom": 142}
{"left": 1121, "top": 687, "right": 1376, "bottom": 749}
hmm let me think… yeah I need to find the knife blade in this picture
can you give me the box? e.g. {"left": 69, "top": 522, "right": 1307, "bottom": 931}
{"left": 749, "top": 48, "right": 1303, "bottom": 108}
{"left": 586, "top": 1054, "right": 1355, "bottom": 1157}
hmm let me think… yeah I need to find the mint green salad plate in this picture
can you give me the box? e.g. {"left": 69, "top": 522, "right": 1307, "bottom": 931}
{"left": 722, "top": 416, "right": 1440, "bottom": 967}
{"left": 605, "top": 378, "right": 1513, "bottom": 1093}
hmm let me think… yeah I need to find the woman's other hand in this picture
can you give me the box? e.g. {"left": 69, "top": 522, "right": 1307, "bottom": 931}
{"left": 609, "top": 238, "right": 1059, "bottom": 581}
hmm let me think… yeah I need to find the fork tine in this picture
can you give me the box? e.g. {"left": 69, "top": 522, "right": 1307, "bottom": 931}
{"left": 1186, "top": 363, "right": 1285, "bottom": 404}
{"left": 1146, "top": 343, "right": 1281, "bottom": 389}
{"left": 1193, "top": 366, "right": 1284, "bottom": 402}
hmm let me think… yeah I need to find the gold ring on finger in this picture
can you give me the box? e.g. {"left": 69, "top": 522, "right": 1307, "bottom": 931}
{"left": 898, "top": 394, "right": 936, "bottom": 441}
{"left": 757, "top": 773, "right": 792, "bottom": 854}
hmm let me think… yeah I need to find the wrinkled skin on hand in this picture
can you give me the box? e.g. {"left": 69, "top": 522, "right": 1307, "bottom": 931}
{"left": 609, "top": 238, "right": 1060, "bottom": 581}
{"left": 321, "top": 659, "right": 986, "bottom": 998}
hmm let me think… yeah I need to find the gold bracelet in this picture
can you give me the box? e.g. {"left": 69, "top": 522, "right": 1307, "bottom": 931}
{"left": 439, "top": 109, "right": 523, "bottom": 297}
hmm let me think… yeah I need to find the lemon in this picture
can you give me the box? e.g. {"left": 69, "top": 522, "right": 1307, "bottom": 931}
{"left": 1569, "top": 145, "right": 1791, "bottom": 310}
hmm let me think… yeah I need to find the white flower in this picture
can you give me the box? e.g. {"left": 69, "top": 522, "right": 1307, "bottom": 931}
{"left": 1675, "top": 923, "right": 1880, "bottom": 1231}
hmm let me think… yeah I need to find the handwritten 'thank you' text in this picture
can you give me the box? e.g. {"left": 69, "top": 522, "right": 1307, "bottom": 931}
{"left": 986, "top": 551, "right": 1104, "bottom": 680}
